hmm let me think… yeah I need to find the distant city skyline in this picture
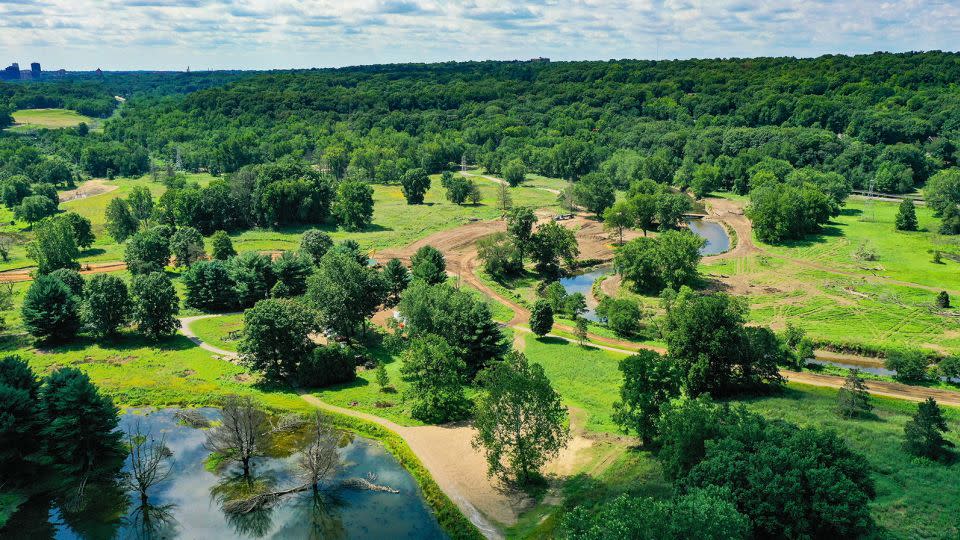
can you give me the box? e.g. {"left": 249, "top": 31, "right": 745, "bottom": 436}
{"left": 1, "top": 1, "right": 959, "bottom": 71}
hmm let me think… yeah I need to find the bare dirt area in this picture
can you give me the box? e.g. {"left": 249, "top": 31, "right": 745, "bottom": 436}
{"left": 785, "top": 370, "right": 960, "bottom": 407}
{"left": 0, "top": 261, "right": 128, "bottom": 283}
{"left": 58, "top": 179, "right": 118, "bottom": 202}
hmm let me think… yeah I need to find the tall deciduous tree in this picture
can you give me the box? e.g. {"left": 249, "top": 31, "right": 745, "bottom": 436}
{"left": 332, "top": 179, "right": 375, "bottom": 230}
{"left": 473, "top": 351, "right": 569, "bottom": 485}
{"left": 105, "top": 198, "right": 139, "bottom": 243}
{"left": 125, "top": 227, "right": 171, "bottom": 275}
{"left": 382, "top": 258, "right": 410, "bottom": 305}
{"left": 299, "top": 229, "right": 333, "bottom": 265}
{"left": 238, "top": 298, "right": 316, "bottom": 381}
{"left": 131, "top": 272, "right": 180, "bottom": 340}
{"left": 83, "top": 274, "right": 131, "bottom": 338}
{"left": 210, "top": 230, "right": 236, "bottom": 260}
{"left": 529, "top": 221, "right": 579, "bottom": 277}
{"left": 400, "top": 168, "right": 430, "bottom": 204}
{"left": 306, "top": 251, "right": 386, "bottom": 343}
{"left": 613, "top": 350, "right": 681, "bottom": 447}
{"left": 204, "top": 395, "right": 270, "bottom": 477}
{"left": 528, "top": 300, "right": 554, "bottom": 337}
{"left": 169, "top": 226, "right": 205, "bottom": 267}
{"left": 401, "top": 334, "right": 471, "bottom": 423}
{"left": 507, "top": 206, "right": 537, "bottom": 264}
{"left": 27, "top": 216, "right": 80, "bottom": 274}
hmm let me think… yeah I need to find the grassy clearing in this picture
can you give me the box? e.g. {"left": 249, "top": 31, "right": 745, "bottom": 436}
{"left": 7, "top": 108, "right": 95, "bottom": 131}
{"left": 187, "top": 313, "right": 244, "bottom": 352}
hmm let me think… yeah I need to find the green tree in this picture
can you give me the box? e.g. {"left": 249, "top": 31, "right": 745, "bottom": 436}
{"left": 664, "top": 288, "right": 782, "bottom": 397}
{"left": 169, "top": 226, "right": 205, "bottom": 267}
{"left": 210, "top": 230, "right": 236, "bottom": 260}
{"left": 410, "top": 245, "right": 447, "bottom": 284}
{"left": 597, "top": 297, "right": 642, "bottom": 337}
{"left": 127, "top": 185, "right": 154, "bottom": 224}
{"left": 885, "top": 349, "right": 929, "bottom": 382}
{"left": 473, "top": 351, "right": 569, "bottom": 485}
{"left": 562, "top": 489, "right": 750, "bottom": 540}
{"left": 300, "top": 229, "right": 333, "bottom": 264}
{"left": 603, "top": 200, "right": 634, "bottom": 245}
{"left": 306, "top": 251, "right": 386, "bottom": 343}
{"left": 183, "top": 260, "right": 236, "bottom": 311}
{"left": 239, "top": 298, "right": 317, "bottom": 382}
{"left": 0, "top": 356, "right": 42, "bottom": 484}
{"left": 612, "top": 350, "right": 681, "bottom": 447}
{"left": 15, "top": 195, "right": 58, "bottom": 226}
{"left": 529, "top": 300, "right": 554, "bottom": 337}
{"left": 401, "top": 334, "right": 471, "bottom": 423}
{"left": 131, "top": 272, "right": 180, "bottom": 340}
{"left": 925, "top": 168, "right": 960, "bottom": 216}
{"left": 22, "top": 274, "right": 81, "bottom": 341}
{"left": 477, "top": 232, "right": 522, "bottom": 279}
{"left": 228, "top": 251, "right": 276, "bottom": 307}
{"left": 60, "top": 212, "right": 95, "bottom": 249}
{"left": 298, "top": 346, "right": 356, "bottom": 387}
{"left": 573, "top": 173, "right": 615, "bottom": 217}
{"left": 530, "top": 221, "right": 579, "bottom": 277}
{"left": 445, "top": 176, "right": 479, "bottom": 205}
{"left": 125, "top": 227, "right": 171, "bottom": 275}
{"left": 27, "top": 216, "right": 80, "bottom": 274}
{"left": 382, "top": 258, "right": 410, "bottom": 305}
{"left": 904, "top": 397, "right": 954, "bottom": 461}
{"left": 689, "top": 163, "right": 721, "bottom": 198}
{"left": 105, "top": 198, "right": 139, "bottom": 243}
{"left": 837, "top": 368, "right": 873, "bottom": 419}
{"left": 575, "top": 317, "right": 588, "bottom": 346}
{"left": 82, "top": 274, "right": 131, "bottom": 338}
{"left": 507, "top": 206, "right": 537, "bottom": 264}
{"left": 398, "top": 281, "right": 506, "bottom": 375}
{"left": 614, "top": 230, "right": 703, "bottom": 293}
{"left": 49, "top": 268, "right": 85, "bottom": 297}
{"left": 332, "top": 179, "right": 375, "bottom": 230}
{"left": 895, "top": 199, "right": 919, "bottom": 231}
{"left": 937, "top": 290, "right": 950, "bottom": 308}
{"left": 38, "top": 367, "right": 125, "bottom": 481}
{"left": 400, "top": 168, "right": 431, "bottom": 204}
{"left": 502, "top": 159, "right": 527, "bottom": 187}
{"left": 272, "top": 250, "right": 313, "bottom": 297}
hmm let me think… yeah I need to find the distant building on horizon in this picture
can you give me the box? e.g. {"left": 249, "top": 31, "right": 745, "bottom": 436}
{"left": 1, "top": 62, "right": 19, "bottom": 81}
{"left": 30, "top": 62, "right": 41, "bottom": 77}
{"left": 529, "top": 57, "right": 550, "bottom": 63}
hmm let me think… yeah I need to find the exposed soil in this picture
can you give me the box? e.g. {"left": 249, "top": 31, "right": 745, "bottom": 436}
{"left": 58, "top": 179, "right": 118, "bottom": 202}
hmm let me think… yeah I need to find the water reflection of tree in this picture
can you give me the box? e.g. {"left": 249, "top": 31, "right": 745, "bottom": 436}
{"left": 125, "top": 502, "right": 179, "bottom": 540}
{"left": 57, "top": 479, "right": 129, "bottom": 540}
{"left": 211, "top": 472, "right": 280, "bottom": 538}
{"left": 301, "top": 490, "right": 347, "bottom": 540}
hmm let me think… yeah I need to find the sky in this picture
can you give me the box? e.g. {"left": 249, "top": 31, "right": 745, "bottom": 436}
{"left": 1, "top": 0, "right": 958, "bottom": 71}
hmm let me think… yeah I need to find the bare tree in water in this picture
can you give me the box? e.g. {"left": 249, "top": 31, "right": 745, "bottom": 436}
{"left": 297, "top": 413, "right": 341, "bottom": 492}
{"left": 123, "top": 421, "right": 174, "bottom": 505}
{"left": 204, "top": 395, "right": 270, "bottom": 477}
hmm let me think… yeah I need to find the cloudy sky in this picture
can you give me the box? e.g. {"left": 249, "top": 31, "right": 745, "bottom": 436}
{"left": 1, "top": 0, "right": 958, "bottom": 71}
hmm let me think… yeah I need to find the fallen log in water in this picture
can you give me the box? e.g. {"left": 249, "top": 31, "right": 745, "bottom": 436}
{"left": 222, "top": 476, "right": 399, "bottom": 514}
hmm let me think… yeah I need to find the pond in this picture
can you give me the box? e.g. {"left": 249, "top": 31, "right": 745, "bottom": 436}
{"left": 685, "top": 218, "right": 731, "bottom": 256}
{"left": 806, "top": 358, "right": 896, "bottom": 377}
{"left": 559, "top": 266, "right": 611, "bottom": 322}
{"left": 5, "top": 408, "right": 447, "bottom": 540}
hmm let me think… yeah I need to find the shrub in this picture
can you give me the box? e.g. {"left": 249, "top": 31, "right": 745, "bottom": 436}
{"left": 885, "top": 350, "right": 930, "bottom": 382}
{"left": 298, "top": 346, "right": 356, "bottom": 388}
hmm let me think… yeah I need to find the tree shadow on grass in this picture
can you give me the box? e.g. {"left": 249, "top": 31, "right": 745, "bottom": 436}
{"left": 31, "top": 332, "right": 199, "bottom": 355}
{"left": 763, "top": 223, "right": 845, "bottom": 249}
{"left": 537, "top": 336, "right": 571, "bottom": 346}
{"left": 80, "top": 248, "right": 106, "bottom": 258}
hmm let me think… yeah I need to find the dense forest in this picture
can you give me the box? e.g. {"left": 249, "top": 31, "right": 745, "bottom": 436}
{"left": 3, "top": 52, "right": 960, "bottom": 241}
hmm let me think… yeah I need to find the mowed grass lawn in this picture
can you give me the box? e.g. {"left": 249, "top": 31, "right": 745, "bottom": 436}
{"left": 187, "top": 313, "right": 244, "bottom": 352}
{"left": 520, "top": 333, "right": 960, "bottom": 539}
{"left": 760, "top": 197, "right": 960, "bottom": 291}
{"left": 7, "top": 108, "right": 96, "bottom": 131}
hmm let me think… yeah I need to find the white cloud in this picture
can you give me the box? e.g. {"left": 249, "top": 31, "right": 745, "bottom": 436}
{"left": 0, "top": 0, "right": 957, "bottom": 70}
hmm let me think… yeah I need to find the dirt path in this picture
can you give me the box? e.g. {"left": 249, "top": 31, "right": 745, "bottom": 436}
{"left": 461, "top": 170, "right": 562, "bottom": 195}
{"left": 179, "top": 314, "right": 239, "bottom": 359}
{"left": 0, "top": 261, "right": 128, "bottom": 283}
{"left": 785, "top": 370, "right": 960, "bottom": 407}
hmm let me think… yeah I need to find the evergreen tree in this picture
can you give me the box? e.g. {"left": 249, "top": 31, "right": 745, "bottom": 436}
{"left": 38, "top": 367, "right": 125, "bottom": 481}
{"left": 22, "top": 274, "right": 81, "bottom": 341}
{"left": 131, "top": 272, "right": 180, "bottom": 339}
{"left": 411, "top": 245, "right": 447, "bottom": 284}
{"left": 836, "top": 368, "right": 873, "bottom": 419}
{"left": 529, "top": 299, "right": 554, "bottom": 337}
{"left": 895, "top": 199, "right": 919, "bottom": 231}
{"left": 0, "top": 356, "right": 42, "bottom": 484}
{"left": 903, "top": 397, "right": 954, "bottom": 461}
{"left": 210, "top": 230, "right": 236, "bottom": 260}
{"left": 937, "top": 291, "right": 950, "bottom": 309}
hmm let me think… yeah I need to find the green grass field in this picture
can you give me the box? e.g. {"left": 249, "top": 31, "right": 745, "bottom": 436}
{"left": 187, "top": 313, "right": 244, "bottom": 352}
{"left": 7, "top": 108, "right": 95, "bottom": 131}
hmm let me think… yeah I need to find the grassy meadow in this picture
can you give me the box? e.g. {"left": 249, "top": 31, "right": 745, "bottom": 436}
{"left": 6, "top": 108, "right": 96, "bottom": 132}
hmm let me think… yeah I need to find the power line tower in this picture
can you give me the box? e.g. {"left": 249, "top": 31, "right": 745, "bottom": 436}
{"left": 863, "top": 176, "right": 877, "bottom": 222}
{"left": 460, "top": 154, "right": 467, "bottom": 174}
